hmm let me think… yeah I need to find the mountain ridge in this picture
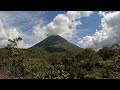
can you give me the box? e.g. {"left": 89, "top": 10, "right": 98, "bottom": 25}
{"left": 31, "top": 35, "right": 82, "bottom": 53}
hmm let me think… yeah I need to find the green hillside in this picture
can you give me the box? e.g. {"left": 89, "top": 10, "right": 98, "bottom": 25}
{"left": 31, "top": 35, "right": 82, "bottom": 53}
{"left": 0, "top": 36, "right": 120, "bottom": 79}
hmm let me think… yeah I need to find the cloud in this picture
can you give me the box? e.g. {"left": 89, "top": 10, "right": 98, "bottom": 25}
{"left": 0, "top": 11, "right": 93, "bottom": 48}
{"left": 78, "top": 11, "right": 120, "bottom": 49}
{"left": 0, "top": 11, "right": 44, "bottom": 29}
{"left": 0, "top": 11, "right": 44, "bottom": 48}
{"left": 67, "top": 11, "right": 93, "bottom": 21}
{"left": 0, "top": 20, "right": 20, "bottom": 47}
{"left": 33, "top": 11, "right": 93, "bottom": 41}
{"left": 0, "top": 21, "right": 34, "bottom": 48}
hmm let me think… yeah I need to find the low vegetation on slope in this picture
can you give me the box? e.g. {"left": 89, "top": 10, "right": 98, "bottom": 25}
{"left": 31, "top": 35, "right": 82, "bottom": 53}
{"left": 0, "top": 37, "right": 120, "bottom": 79}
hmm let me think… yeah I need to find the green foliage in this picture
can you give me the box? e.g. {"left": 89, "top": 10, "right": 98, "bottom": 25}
{"left": 0, "top": 40, "right": 120, "bottom": 79}
{"left": 98, "top": 46, "right": 119, "bottom": 60}
{"left": 75, "top": 48, "right": 101, "bottom": 64}
{"left": 48, "top": 53, "right": 63, "bottom": 65}
{"left": 23, "top": 58, "right": 50, "bottom": 79}
{"left": 97, "top": 60, "right": 113, "bottom": 68}
{"left": 53, "top": 70, "right": 70, "bottom": 79}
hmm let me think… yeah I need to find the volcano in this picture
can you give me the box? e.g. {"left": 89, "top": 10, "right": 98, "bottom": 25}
{"left": 31, "top": 35, "right": 82, "bottom": 53}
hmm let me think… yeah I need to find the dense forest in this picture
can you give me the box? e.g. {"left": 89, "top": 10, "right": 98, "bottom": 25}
{"left": 0, "top": 36, "right": 120, "bottom": 79}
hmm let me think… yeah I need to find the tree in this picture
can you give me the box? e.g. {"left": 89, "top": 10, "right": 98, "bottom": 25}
{"left": 5, "top": 37, "right": 25, "bottom": 78}
{"left": 98, "top": 46, "right": 118, "bottom": 60}
{"left": 7, "top": 37, "right": 22, "bottom": 48}
{"left": 75, "top": 48, "right": 101, "bottom": 64}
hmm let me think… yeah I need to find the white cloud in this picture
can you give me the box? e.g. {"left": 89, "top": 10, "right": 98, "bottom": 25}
{"left": 78, "top": 11, "right": 120, "bottom": 49}
{"left": 0, "top": 11, "right": 93, "bottom": 48}
{"left": 67, "top": 11, "right": 93, "bottom": 21}
{"left": 0, "top": 29, "right": 34, "bottom": 49}
{"left": 33, "top": 11, "right": 93, "bottom": 41}
{"left": 0, "top": 11, "right": 44, "bottom": 29}
{"left": 0, "top": 11, "right": 44, "bottom": 48}
{"left": 0, "top": 21, "right": 7, "bottom": 40}
{"left": 0, "top": 19, "right": 36, "bottom": 48}
{"left": 0, "top": 20, "right": 20, "bottom": 48}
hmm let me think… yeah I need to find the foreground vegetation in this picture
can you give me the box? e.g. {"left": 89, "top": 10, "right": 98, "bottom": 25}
{"left": 0, "top": 38, "right": 120, "bottom": 79}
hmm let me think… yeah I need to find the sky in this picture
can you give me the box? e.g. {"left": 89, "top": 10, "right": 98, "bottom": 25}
{"left": 0, "top": 11, "right": 120, "bottom": 49}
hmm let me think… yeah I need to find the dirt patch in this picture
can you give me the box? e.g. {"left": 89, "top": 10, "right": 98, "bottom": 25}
{"left": 0, "top": 66, "right": 16, "bottom": 79}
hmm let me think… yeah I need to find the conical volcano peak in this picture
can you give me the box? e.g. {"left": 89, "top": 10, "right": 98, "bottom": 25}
{"left": 33, "top": 35, "right": 69, "bottom": 47}
{"left": 31, "top": 35, "right": 82, "bottom": 53}
{"left": 46, "top": 35, "right": 64, "bottom": 40}
{"left": 45, "top": 35, "right": 67, "bottom": 43}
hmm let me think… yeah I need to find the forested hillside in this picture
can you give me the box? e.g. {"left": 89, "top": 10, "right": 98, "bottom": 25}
{"left": 0, "top": 36, "right": 120, "bottom": 79}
